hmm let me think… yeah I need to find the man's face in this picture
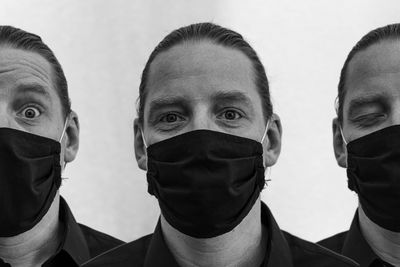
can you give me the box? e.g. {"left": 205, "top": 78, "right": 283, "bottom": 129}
{"left": 134, "top": 41, "right": 281, "bottom": 169}
{"left": 0, "top": 47, "right": 79, "bottom": 165}
{"left": 333, "top": 40, "right": 400, "bottom": 166}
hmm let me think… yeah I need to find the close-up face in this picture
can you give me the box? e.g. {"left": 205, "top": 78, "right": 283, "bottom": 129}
{"left": 143, "top": 41, "right": 266, "bottom": 143}
{"left": 134, "top": 40, "right": 281, "bottom": 169}
{"left": 0, "top": 47, "right": 79, "bottom": 165}
{"left": 334, "top": 40, "right": 400, "bottom": 166}
{"left": 342, "top": 40, "right": 400, "bottom": 142}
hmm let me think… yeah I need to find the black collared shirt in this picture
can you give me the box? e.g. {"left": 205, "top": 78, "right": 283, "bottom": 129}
{"left": 0, "top": 197, "right": 124, "bottom": 267}
{"left": 83, "top": 202, "right": 357, "bottom": 267}
{"left": 318, "top": 210, "right": 393, "bottom": 267}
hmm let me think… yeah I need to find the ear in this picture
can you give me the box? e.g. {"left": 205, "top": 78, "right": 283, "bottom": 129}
{"left": 134, "top": 118, "right": 147, "bottom": 171}
{"left": 332, "top": 118, "right": 347, "bottom": 168}
{"left": 264, "top": 113, "right": 282, "bottom": 167}
{"left": 63, "top": 110, "right": 80, "bottom": 164}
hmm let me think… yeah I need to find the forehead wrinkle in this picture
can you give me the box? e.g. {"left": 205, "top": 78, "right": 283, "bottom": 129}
{"left": 4, "top": 59, "right": 51, "bottom": 82}
{"left": 0, "top": 48, "right": 52, "bottom": 82}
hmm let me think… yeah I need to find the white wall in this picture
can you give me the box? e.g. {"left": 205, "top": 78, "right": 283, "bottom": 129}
{"left": 0, "top": 0, "right": 398, "bottom": 242}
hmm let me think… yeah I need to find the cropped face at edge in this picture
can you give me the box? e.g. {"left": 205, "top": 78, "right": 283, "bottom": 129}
{"left": 0, "top": 47, "right": 79, "bottom": 167}
{"left": 344, "top": 41, "right": 400, "bottom": 139}
{"left": 134, "top": 41, "right": 282, "bottom": 169}
{"left": 334, "top": 41, "right": 400, "bottom": 167}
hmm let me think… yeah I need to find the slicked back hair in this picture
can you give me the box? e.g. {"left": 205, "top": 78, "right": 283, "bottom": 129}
{"left": 137, "top": 22, "right": 272, "bottom": 125}
{"left": 337, "top": 23, "right": 400, "bottom": 124}
{"left": 0, "top": 25, "right": 70, "bottom": 117}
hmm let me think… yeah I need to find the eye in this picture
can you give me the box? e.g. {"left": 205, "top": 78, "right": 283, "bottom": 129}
{"left": 160, "top": 113, "right": 183, "bottom": 123}
{"left": 21, "top": 106, "right": 41, "bottom": 119}
{"left": 220, "top": 110, "right": 242, "bottom": 120}
{"left": 352, "top": 113, "right": 386, "bottom": 128}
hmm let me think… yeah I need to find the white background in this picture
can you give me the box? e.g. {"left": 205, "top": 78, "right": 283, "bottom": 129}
{"left": 0, "top": 0, "right": 398, "bottom": 242}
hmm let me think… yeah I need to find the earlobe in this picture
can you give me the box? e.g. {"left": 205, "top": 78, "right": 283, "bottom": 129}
{"left": 264, "top": 113, "right": 282, "bottom": 167}
{"left": 64, "top": 111, "right": 80, "bottom": 164}
{"left": 134, "top": 118, "right": 147, "bottom": 171}
{"left": 332, "top": 118, "right": 347, "bottom": 168}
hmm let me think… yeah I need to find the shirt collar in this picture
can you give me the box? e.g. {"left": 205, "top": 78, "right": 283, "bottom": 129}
{"left": 56, "top": 196, "right": 91, "bottom": 265}
{"left": 144, "top": 201, "right": 293, "bottom": 267}
{"left": 261, "top": 202, "right": 294, "bottom": 267}
{"left": 342, "top": 209, "right": 378, "bottom": 267}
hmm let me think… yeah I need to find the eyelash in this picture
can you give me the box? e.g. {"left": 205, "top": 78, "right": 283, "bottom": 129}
{"left": 352, "top": 113, "right": 386, "bottom": 128}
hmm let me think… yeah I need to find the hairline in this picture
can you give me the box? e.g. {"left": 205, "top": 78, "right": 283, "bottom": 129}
{"left": 338, "top": 31, "right": 400, "bottom": 125}
{"left": 139, "top": 38, "right": 269, "bottom": 126}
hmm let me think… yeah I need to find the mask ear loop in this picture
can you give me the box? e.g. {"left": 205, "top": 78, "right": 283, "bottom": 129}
{"left": 140, "top": 128, "right": 149, "bottom": 171}
{"left": 339, "top": 125, "right": 348, "bottom": 145}
{"left": 141, "top": 129, "right": 148, "bottom": 149}
{"left": 261, "top": 120, "right": 270, "bottom": 144}
{"left": 59, "top": 117, "right": 69, "bottom": 143}
{"left": 338, "top": 125, "right": 349, "bottom": 168}
{"left": 261, "top": 120, "right": 271, "bottom": 187}
{"left": 59, "top": 114, "right": 70, "bottom": 177}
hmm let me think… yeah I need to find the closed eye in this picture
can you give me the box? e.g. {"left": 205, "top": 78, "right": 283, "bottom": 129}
{"left": 351, "top": 113, "right": 386, "bottom": 128}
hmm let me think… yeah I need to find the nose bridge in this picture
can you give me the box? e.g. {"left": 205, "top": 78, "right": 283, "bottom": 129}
{"left": 0, "top": 102, "right": 16, "bottom": 129}
{"left": 0, "top": 113, "right": 12, "bottom": 129}
{"left": 393, "top": 99, "right": 400, "bottom": 125}
{"left": 191, "top": 103, "right": 214, "bottom": 131}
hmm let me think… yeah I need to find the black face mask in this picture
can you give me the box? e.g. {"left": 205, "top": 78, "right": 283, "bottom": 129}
{"left": 346, "top": 125, "right": 400, "bottom": 232}
{"left": 0, "top": 128, "right": 62, "bottom": 237}
{"left": 146, "top": 130, "right": 266, "bottom": 238}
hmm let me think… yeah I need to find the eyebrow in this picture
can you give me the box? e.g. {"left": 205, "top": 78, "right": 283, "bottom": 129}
{"left": 347, "top": 93, "right": 388, "bottom": 118}
{"left": 14, "top": 83, "right": 52, "bottom": 101}
{"left": 148, "top": 95, "right": 189, "bottom": 115}
{"left": 212, "top": 90, "right": 253, "bottom": 108}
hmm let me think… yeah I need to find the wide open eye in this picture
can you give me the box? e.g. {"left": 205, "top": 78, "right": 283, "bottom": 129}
{"left": 21, "top": 106, "right": 41, "bottom": 119}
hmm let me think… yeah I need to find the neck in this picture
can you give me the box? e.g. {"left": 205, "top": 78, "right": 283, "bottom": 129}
{"left": 359, "top": 205, "right": 400, "bottom": 266}
{"left": 0, "top": 193, "right": 62, "bottom": 267}
{"left": 161, "top": 197, "right": 266, "bottom": 267}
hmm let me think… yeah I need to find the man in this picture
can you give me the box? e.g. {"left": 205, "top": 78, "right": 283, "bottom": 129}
{"left": 0, "top": 26, "right": 123, "bottom": 267}
{"left": 84, "top": 22, "right": 357, "bottom": 267}
{"left": 319, "top": 23, "right": 400, "bottom": 267}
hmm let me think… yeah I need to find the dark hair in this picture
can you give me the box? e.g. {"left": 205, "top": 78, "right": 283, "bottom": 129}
{"left": 137, "top": 22, "right": 272, "bottom": 125}
{"left": 337, "top": 23, "right": 400, "bottom": 123}
{"left": 0, "top": 25, "right": 70, "bottom": 117}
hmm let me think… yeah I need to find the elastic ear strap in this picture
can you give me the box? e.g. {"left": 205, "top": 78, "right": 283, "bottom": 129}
{"left": 141, "top": 129, "right": 148, "bottom": 148}
{"left": 261, "top": 120, "right": 270, "bottom": 144}
{"left": 339, "top": 126, "right": 348, "bottom": 145}
{"left": 59, "top": 116, "right": 69, "bottom": 143}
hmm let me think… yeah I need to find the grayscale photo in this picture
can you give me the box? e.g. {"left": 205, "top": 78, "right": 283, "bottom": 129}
{"left": 0, "top": 1, "right": 398, "bottom": 266}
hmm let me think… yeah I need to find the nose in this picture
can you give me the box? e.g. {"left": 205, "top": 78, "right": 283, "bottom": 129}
{"left": 391, "top": 100, "right": 400, "bottom": 126}
{"left": 190, "top": 105, "right": 217, "bottom": 132}
{"left": 0, "top": 105, "right": 20, "bottom": 130}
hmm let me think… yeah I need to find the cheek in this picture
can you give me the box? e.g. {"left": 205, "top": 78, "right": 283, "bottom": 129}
{"left": 30, "top": 123, "right": 63, "bottom": 141}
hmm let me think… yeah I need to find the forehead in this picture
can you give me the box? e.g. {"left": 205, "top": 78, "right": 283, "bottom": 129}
{"left": 346, "top": 40, "right": 400, "bottom": 89}
{"left": 146, "top": 41, "right": 256, "bottom": 101}
{"left": 0, "top": 47, "right": 54, "bottom": 89}
{"left": 344, "top": 40, "right": 400, "bottom": 104}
